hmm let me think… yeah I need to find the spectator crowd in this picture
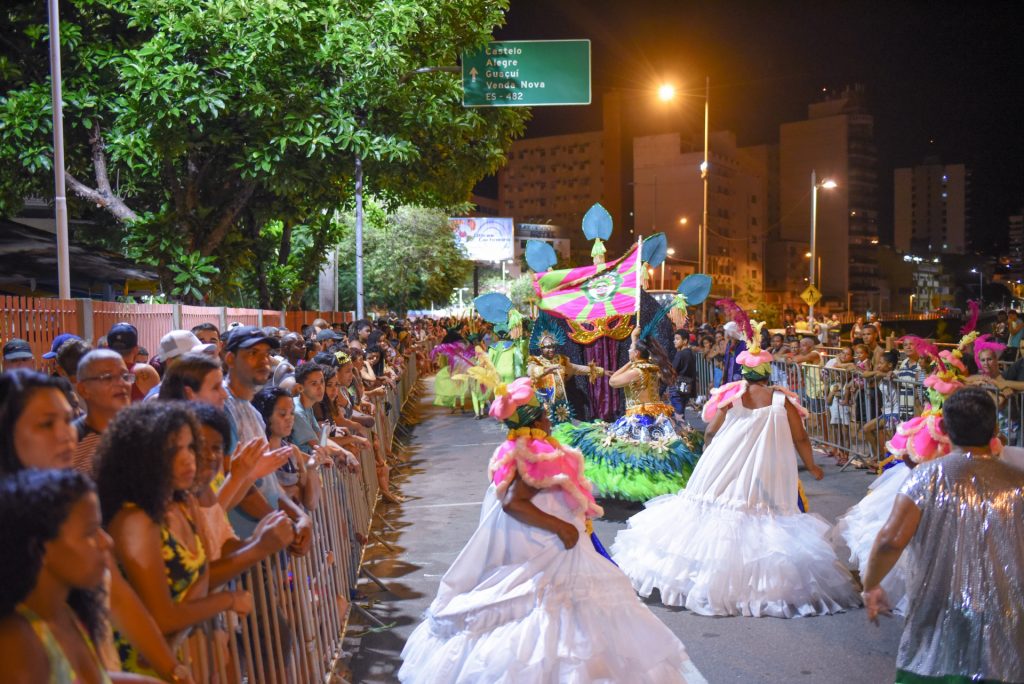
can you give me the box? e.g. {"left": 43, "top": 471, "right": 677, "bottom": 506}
{"left": 0, "top": 315, "right": 439, "bottom": 683}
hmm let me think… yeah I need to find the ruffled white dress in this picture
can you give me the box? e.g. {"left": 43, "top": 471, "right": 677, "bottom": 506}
{"left": 831, "top": 462, "right": 911, "bottom": 615}
{"left": 612, "top": 390, "right": 861, "bottom": 617}
{"left": 399, "top": 483, "right": 706, "bottom": 683}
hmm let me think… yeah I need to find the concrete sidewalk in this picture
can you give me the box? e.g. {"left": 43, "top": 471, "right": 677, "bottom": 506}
{"left": 345, "top": 379, "right": 902, "bottom": 683}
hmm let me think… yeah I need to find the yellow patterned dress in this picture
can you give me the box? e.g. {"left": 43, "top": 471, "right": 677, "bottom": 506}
{"left": 116, "top": 502, "right": 208, "bottom": 675}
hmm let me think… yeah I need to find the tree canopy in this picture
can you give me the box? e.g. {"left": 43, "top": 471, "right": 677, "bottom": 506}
{"left": 335, "top": 202, "right": 472, "bottom": 313}
{"left": 0, "top": 0, "right": 528, "bottom": 304}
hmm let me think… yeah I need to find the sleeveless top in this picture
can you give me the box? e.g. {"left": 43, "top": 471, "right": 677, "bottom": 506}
{"left": 624, "top": 361, "right": 663, "bottom": 408}
{"left": 115, "top": 502, "right": 207, "bottom": 674}
{"left": 16, "top": 603, "right": 112, "bottom": 684}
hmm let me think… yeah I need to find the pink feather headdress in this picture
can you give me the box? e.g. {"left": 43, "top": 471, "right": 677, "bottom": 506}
{"left": 973, "top": 334, "right": 1006, "bottom": 371}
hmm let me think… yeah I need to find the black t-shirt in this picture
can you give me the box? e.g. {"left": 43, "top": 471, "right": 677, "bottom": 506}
{"left": 673, "top": 347, "right": 696, "bottom": 380}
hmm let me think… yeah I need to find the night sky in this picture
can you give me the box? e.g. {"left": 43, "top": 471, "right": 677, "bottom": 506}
{"left": 492, "top": 0, "right": 1024, "bottom": 252}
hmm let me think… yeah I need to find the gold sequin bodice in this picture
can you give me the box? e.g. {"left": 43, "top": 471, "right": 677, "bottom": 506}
{"left": 625, "top": 361, "right": 662, "bottom": 408}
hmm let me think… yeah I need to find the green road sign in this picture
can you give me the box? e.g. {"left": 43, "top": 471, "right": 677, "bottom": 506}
{"left": 462, "top": 40, "right": 591, "bottom": 107}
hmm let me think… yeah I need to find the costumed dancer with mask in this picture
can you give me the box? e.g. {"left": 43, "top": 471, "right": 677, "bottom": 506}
{"left": 831, "top": 326, "right": 976, "bottom": 616}
{"left": 526, "top": 315, "right": 605, "bottom": 425}
{"left": 398, "top": 369, "right": 706, "bottom": 683}
{"left": 611, "top": 318, "right": 861, "bottom": 617}
{"left": 431, "top": 325, "right": 474, "bottom": 412}
{"left": 554, "top": 274, "right": 712, "bottom": 502}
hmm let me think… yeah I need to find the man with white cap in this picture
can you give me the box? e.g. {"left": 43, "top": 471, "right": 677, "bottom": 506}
{"left": 143, "top": 330, "right": 218, "bottom": 400}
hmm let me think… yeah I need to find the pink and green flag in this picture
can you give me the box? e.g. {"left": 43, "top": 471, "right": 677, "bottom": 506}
{"left": 533, "top": 242, "right": 643, "bottom": 322}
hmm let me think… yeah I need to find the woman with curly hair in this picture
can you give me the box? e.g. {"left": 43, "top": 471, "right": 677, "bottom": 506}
{"left": 0, "top": 370, "right": 193, "bottom": 684}
{"left": 0, "top": 469, "right": 145, "bottom": 683}
{"left": 554, "top": 329, "right": 703, "bottom": 501}
{"left": 95, "top": 401, "right": 253, "bottom": 675}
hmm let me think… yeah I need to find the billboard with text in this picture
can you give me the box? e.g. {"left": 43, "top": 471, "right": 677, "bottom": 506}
{"left": 449, "top": 217, "right": 515, "bottom": 262}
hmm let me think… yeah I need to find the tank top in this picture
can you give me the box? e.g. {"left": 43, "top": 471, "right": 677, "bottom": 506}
{"left": 16, "top": 603, "right": 112, "bottom": 684}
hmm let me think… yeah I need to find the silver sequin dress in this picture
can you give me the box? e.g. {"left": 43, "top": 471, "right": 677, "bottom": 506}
{"left": 897, "top": 452, "right": 1024, "bottom": 682}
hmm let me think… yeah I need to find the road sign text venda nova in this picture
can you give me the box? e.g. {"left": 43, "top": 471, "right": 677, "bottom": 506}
{"left": 462, "top": 40, "right": 591, "bottom": 107}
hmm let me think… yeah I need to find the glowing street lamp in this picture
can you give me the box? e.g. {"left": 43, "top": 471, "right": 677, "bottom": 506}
{"left": 809, "top": 170, "right": 837, "bottom": 321}
{"left": 660, "top": 247, "right": 676, "bottom": 289}
{"left": 658, "top": 83, "right": 676, "bottom": 101}
{"left": 970, "top": 268, "right": 984, "bottom": 307}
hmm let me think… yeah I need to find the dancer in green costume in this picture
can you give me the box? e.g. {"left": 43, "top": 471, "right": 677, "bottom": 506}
{"left": 556, "top": 327, "right": 703, "bottom": 501}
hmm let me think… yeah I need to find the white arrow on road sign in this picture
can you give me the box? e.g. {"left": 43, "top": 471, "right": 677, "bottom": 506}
{"left": 469, "top": 67, "right": 478, "bottom": 83}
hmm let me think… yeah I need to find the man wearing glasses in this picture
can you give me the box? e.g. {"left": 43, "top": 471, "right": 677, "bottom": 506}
{"left": 72, "top": 349, "right": 134, "bottom": 475}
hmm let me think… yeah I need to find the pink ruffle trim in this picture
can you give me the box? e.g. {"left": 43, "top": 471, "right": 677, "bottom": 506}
{"left": 488, "top": 437, "right": 604, "bottom": 519}
{"left": 885, "top": 409, "right": 950, "bottom": 464}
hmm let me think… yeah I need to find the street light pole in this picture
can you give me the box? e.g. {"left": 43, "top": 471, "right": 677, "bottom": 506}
{"left": 809, "top": 170, "right": 837, "bottom": 323}
{"left": 810, "top": 170, "right": 819, "bottom": 323}
{"left": 47, "top": 0, "right": 71, "bottom": 299}
{"left": 700, "top": 76, "right": 710, "bottom": 323}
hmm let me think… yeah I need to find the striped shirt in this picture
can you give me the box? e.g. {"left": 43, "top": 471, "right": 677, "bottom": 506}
{"left": 72, "top": 417, "right": 102, "bottom": 477}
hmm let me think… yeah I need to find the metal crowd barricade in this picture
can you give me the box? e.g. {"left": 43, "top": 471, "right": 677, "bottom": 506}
{"left": 692, "top": 349, "right": 1024, "bottom": 465}
{"left": 175, "top": 353, "right": 420, "bottom": 683}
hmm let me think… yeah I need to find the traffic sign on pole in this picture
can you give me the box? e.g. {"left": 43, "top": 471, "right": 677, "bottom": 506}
{"left": 462, "top": 40, "right": 591, "bottom": 107}
{"left": 800, "top": 284, "right": 822, "bottom": 307}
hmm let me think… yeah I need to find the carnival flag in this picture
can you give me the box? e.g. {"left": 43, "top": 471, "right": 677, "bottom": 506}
{"left": 533, "top": 240, "right": 646, "bottom": 322}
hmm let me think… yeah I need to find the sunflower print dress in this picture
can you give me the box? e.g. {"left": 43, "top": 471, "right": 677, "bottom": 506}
{"left": 116, "top": 502, "right": 208, "bottom": 675}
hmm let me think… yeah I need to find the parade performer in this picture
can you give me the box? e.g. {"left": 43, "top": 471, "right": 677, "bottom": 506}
{"left": 554, "top": 327, "right": 703, "bottom": 501}
{"left": 464, "top": 331, "right": 492, "bottom": 419}
{"left": 554, "top": 274, "right": 712, "bottom": 501}
{"left": 431, "top": 326, "right": 474, "bottom": 411}
{"left": 474, "top": 292, "right": 528, "bottom": 385}
{"left": 611, "top": 319, "right": 861, "bottom": 617}
{"left": 526, "top": 315, "right": 604, "bottom": 424}
{"left": 832, "top": 331, "right": 971, "bottom": 615}
{"left": 862, "top": 387, "right": 1024, "bottom": 684}
{"left": 398, "top": 374, "right": 707, "bottom": 684}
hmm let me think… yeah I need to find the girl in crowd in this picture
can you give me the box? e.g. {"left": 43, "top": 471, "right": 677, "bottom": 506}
{"left": 253, "top": 386, "right": 322, "bottom": 511}
{"left": 95, "top": 402, "right": 254, "bottom": 675}
{"left": 0, "top": 469, "right": 164, "bottom": 683}
{"left": 0, "top": 370, "right": 193, "bottom": 683}
{"left": 612, "top": 323, "right": 860, "bottom": 617}
{"left": 399, "top": 377, "right": 705, "bottom": 683}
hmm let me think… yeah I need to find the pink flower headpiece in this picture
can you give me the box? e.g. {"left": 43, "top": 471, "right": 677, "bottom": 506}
{"left": 488, "top": 376, "right": 537, "bottom": 421}
{"left": 737, "top": 349, "right": 774, "bottom": 368}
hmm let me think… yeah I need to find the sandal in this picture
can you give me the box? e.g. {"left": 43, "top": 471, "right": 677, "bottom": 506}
{"left": 834, "top": 454, "right": 849, "bottom": 466}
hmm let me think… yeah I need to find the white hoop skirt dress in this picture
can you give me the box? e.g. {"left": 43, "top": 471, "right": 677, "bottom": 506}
{"left": 611, "top": 390, "right": 861, "bottom": 617}
{"left": 832, "top": 462, "right": 912, "bottom": 615}
{"left": 399, "top": 483, "right": 706, "bottom": 683}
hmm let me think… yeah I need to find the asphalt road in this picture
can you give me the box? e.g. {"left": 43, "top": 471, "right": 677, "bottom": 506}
{"left": 346, "top": 379, "right": 903, "bottom": 683}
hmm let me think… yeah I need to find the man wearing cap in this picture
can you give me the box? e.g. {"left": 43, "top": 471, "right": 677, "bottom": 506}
{"left": 2, "top": 338, "right": 36, "bottom": 372}
{"left": 221, "top": 326, "right": 314, "bottom": 551}
{"left": 142, "top": 330, "right": 219, "bottom": 400}
{"left": 316, "top": 328, "right": 344, "bottom": 351}
{"left": 43, "top": 333, "right": 82, "bottom": 364}
{"left": 106, "top": 322, "right": 159, "bottom": 401}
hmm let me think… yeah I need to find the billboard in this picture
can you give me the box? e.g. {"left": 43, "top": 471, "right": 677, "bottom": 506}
{"left": 449, "top": 217, "right": 514, "bottom": 262}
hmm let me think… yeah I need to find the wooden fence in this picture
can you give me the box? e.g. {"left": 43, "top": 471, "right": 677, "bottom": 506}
{"left": 0, "top": 296, "right": 356, "bottom": 361}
